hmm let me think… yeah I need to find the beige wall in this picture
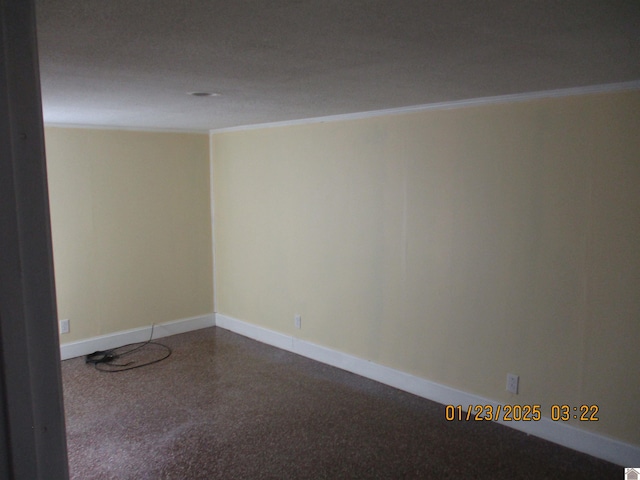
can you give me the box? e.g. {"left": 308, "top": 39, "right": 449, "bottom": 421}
{"left": 212, "top": 90, "right": 640, "bottom": 446}
{"left": 45, "top": 127, "right": 213, "bottom": 342}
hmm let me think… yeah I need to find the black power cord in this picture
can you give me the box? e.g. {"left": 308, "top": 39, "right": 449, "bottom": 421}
{"left": 85, "top": 324, "right": 172, "bottom": 372}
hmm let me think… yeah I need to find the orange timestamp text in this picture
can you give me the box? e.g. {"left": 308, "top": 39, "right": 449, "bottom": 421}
{"left": 445, "top": 404, "right": 599, "bottom": 422}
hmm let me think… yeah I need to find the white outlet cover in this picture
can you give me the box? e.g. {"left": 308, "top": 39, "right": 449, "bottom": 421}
{"left": 506, "top": 373, "right": 519, "bottom": 394}
{"left": 59, "top": 318, "right": 70, "bottom": 334}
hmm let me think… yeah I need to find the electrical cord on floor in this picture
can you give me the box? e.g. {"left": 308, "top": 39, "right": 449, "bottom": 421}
{"left": 85, "top": 324, "right": 172, "bottom": 372}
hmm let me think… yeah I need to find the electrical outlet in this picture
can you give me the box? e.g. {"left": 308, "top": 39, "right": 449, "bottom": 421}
{"left": 506, "top": 373, "right": 519, "bottom": 394}
{"left": 294, "top": 314, "right": 301, "bottom": 329}
{"left": 59, "top": 318, "right": 70, "bottom": 334}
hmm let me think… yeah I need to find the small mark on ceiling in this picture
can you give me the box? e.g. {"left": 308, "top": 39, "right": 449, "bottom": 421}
{"left": 188, "top": 92, "right": 220, "bottom": 97}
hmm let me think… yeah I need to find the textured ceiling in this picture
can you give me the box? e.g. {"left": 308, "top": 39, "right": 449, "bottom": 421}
{"left": 35, "top": 0, "right": 640, "bottom": 131}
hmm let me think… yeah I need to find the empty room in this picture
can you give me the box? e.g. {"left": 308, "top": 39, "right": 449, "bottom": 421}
{"left": 2, "top": 0, "right": 639, "bottom": 478}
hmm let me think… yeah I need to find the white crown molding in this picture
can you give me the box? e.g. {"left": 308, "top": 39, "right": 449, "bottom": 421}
{"left": 211, "top": 80, "right": 640, "bottom": 134}
{"left": 215, "top": 313, "right": 640, "bottom": 466}
{"left": 44, "top": 123, "right": 209, "bottom": 134}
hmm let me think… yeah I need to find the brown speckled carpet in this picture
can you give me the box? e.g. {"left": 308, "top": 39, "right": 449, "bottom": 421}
{"left": 62, "top": 327, "right": 621, "bottom": 479}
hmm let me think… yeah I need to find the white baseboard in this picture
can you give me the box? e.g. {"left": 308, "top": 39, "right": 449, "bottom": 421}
{"left": 60, "top": 314, "right": 215, "bottom": 361}
{"left": 215, "top": 313, "right": 640, "bottom": 467}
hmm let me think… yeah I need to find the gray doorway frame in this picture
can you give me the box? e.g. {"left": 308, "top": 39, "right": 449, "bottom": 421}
{"left": 0, "top": 0, "right": 69, "bottom": 478}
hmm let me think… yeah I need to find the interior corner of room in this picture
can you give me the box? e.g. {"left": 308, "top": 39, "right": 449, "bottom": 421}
{"left": 1, "top": 0, "right": 637, "bottom": 477}
{"left": 46, "top": 88, "right": 640, "bottom": 467}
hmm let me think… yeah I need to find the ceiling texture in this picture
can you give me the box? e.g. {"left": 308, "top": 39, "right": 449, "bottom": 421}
{"left": 35, "top": 0, "right": 640, "bottom": 132}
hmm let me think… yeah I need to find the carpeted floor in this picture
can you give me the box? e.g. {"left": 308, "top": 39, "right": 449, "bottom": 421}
{"left": 61, "top": 327, "right": 621, "bottom": 479}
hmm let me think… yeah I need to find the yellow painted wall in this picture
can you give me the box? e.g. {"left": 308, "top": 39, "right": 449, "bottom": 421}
{"left": 212, "top": 90, "right": 640, "bottom": 446}
{"left": 45, "top": 127, "right": 213, "bottom": 342}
